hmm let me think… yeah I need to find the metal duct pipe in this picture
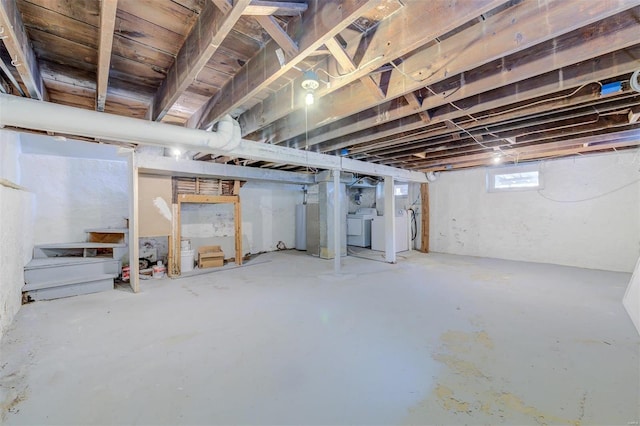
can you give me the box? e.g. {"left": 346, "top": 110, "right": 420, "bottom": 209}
{"left": 0, "top": 94, "right": 427, "bottom": 182}
{"left": 0, "top": 94, "right": 241, "bottom": 152}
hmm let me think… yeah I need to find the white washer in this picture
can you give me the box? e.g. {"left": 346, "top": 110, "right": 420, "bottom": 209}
{"left": 371, "top": 209, "right": 409, "bottom": 252}
{"left": 346, "top": 207, "right": 377, "bottom": 247}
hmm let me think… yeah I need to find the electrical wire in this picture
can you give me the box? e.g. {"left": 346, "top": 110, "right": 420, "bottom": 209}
{"left": 387, "top": 61, "right": 608, "bottom": 162}
{"left": 537, "top": 179, "right": 640, "bottom": 203}
{"left": 316, "top": 55, "right": 385, "bottom": 80}
{"left": 408, "top": 208, "right": 417, "bottom": 241}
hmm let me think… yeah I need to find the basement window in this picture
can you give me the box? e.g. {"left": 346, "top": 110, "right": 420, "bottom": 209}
{"left": 487, "top": 164, "right": 542, "bottom": 192}
{"left": 394, "top": 183, "right": 409, "bottom": 197}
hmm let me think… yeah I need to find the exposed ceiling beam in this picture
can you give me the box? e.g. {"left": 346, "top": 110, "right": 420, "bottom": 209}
{"left": 239, "top": 0, "right": 507, "bottom": 137}
{"left": 254, "top": 0, "right": 640, "bottom": 147}
{"left": 313, "top": 10, "right": 640, "bottom": 154}
{"left": 211, "top": 0, "right": 232, "bottom": 14}
{"left": 136, "top": 154, "right": 315, "bottom": 184}
{"left": 255, "top": 15, "right": 298, "bottom": 58}
{"left": 0, "top": 0, "right": 45, "bottom": 99}
{"left": 324, "top": 37, "right": 384, "bottom": 100}
{"left": 152, "top": 0, "right": 251, "bottom": 121}
{"left": 96, "top": 0, "right": 118, "bottom": 112}
{"left": 0, "top": 55, "right": 25, "bottom": 96}
{"left": 190, "top": 0, "right": 387, "bottom": 130}
{"left": 212, "top": 0, "right": 307, "bottom": 16}
{"left": 403, "top": 92, "right": 430, "bottom": 123}
{"left": 417, "top": 129, "right": 640, "bottom": 171}
{"left": 245, "top": 1, "right": 308, "bottom": 16}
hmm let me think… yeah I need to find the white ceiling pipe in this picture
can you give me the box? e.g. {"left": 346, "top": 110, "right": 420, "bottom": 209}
{"left": 0, "top": 95, "right": 427, "bottom": 182}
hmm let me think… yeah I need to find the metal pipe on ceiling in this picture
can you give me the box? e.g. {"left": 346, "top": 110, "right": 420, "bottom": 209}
{"left": 0, "top": 94, "right": 428, "bottom": 183}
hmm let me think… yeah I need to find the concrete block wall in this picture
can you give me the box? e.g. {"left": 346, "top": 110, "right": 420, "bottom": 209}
{"left": 429, "top": 151, "right": 640, "bottom": 272}
{"left": 20, "top": 153, "right": 129, "bottom": 244}
{"left": 0, "top": 130, "right": 34, "bottom": 341}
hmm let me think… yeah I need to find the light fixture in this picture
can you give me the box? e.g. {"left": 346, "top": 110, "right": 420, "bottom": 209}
{"left": 172, "top": 148, "right": 182, "bottom": 159}
{"left": 305, "top": 91, "right": 314, "bottom": 105}
{"left": 492, "top": 154, "right": 502, "bottom": 164}
{"left": 301, "top": 70, "right": 319, "bottom": 106}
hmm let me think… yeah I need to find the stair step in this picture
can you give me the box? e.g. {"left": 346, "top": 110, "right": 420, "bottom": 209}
{"left": 24, "top": 276, "right": 115, "bottom": 301}
{"left": 24, "top": 273, "right": 117, "bottom": 291}
{"left": 84, "top": 228, "right": 129, "bottom": 234}
{"left": 85, "top": 228, "right": 129, "bottom": 244}
{"left": 36, "top": 242, "right": 126, "bottom": 249}
{"left": 25, "top": 257, "right": 120, "bottom": 284}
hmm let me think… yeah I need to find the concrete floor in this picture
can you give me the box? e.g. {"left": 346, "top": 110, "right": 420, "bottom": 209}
{"left": 1, "top": 251, "right": 638, "bottom": 425}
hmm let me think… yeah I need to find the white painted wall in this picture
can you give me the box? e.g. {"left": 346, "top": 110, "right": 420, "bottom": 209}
{"left": 0, "top": 130, "right": 34, "bottom": 341}
{"left": 181, "top": 181, "right": 301, "bottom": 257}
{"left": 430, "top": 151, "right": 640, "bottom": 272}
{"left": 20, "top": 152, "right": 128, "bottom": 244}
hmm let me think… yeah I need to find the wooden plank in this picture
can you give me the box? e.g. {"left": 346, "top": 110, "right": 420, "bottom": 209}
{"left": 254, "top": 15, "right": 297, "bottom": 58}
{"left": 211, "top": 0, "right": 232, "bottom": 14}
{"left": 234, "top": 198, "right": 242, "bottom": 265}
{"left": 179, "top": 194, "right": 238, "bottom": 204}
{"left": 239, "top": 0, "right": 505, "bottom": 137}
{"left": 245, "top": 1, "right": 308, "bottom": 16}
{"left": 0, "top": 0, "right": 46, "bottom": 99}
{"left": 190, "top": 0, "right": 386, "bottom": 129}
{"left": 17, "top": 0, "right": 98, "bottom": 47}
{"left": 96, "top": 0, "right": 118, "bottom": 111}
{"left": 117, "top": 0, "right": 199, "bottom": 36}
{"left": 316, "top": 12, "right": 640, "bottom": 154}
{"left": 325, "top": 37, "right": 383, "bottom": 99}
{"left": 416, "top": 128, "right": 640, "bottom": 171}
{"left": 404, "top": 92, "right": 430, "bottom": 123}
{"left": 253, "top": 0, "right": 640, "bottom": 146}
{"left": 152, "top": 0, "right": 250, "bottom": 120}
{"left": 420, "top": 183, "right": 429, "bottom": 253}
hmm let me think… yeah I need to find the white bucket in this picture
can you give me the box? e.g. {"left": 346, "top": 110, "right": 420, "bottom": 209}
{"left": 181, "top": 249, "right": 195, "bottom": 272}
{"left": 181, "top": 239, "right": 191, "bottom": 250}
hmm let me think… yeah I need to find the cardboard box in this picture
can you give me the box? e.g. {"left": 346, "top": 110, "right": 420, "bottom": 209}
{"left": 198, "top": 245, "right": 224, "bottom": 268}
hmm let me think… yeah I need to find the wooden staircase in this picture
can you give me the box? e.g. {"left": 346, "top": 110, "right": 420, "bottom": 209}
{"left": 24, "top": 228, "right": 128, "bottom": 301}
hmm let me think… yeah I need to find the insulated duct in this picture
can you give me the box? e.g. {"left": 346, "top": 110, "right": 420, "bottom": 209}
{"left": 0, "top": 94, "right": 428, "bottom": 183}
{"left": 0, "top": 94, "right": 241, "bottom": 153}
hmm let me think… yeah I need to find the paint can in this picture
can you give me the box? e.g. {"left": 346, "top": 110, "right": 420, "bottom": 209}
{"left": 152, "top": 261, "right": 166, "bottom": 279}
{"left": 181, "top": 239, "right": 191, "bottom": 250}
{"left": 122, "top": 266, "right": 130, "bottom": 282}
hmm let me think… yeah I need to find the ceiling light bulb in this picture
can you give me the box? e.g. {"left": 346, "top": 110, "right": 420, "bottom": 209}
{"left": 305, "top": 91, "right": 314, "bottom": 106}
{"left": 492, "top": 155, "right": 502, "bottom": 164}
{"left": 172, "top": 148, "right": 182, "bottom": 158}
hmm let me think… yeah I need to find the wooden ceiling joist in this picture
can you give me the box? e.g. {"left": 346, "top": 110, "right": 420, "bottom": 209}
{"left": 309, "top": 14, "right": 640, "bottom": 157}
{"left": 152, "top": 0, "right": 251, "bottom": 121}
{"left": 190, "top": 0, "right": 387, "bottom": 130}
{"left": 415, "top": 129, "right": 640, "bottom": 172}
{"left": 96, "top": 0, "right": 118, "bottom": 112}
{"left": 0, "top": 0, "right": 45, "bottom": 100}
{"left": 325, "top": 37, "right": 384, "bottom": 100}
{"left": 245, "top": 1, "right": 308, "bottom": 16}
{"left": 252, "top": 0, "right": 640, "bottom": 148}
{"left": 254, "top": 15, "right": 298, "bottom": 58}
{"left": 238, "top": 0, "right": 506, "bottom": 138}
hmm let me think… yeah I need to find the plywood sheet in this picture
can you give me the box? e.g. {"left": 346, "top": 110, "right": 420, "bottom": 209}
{"left": 139, "top": 174, "right": 172, "bottom": 237}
